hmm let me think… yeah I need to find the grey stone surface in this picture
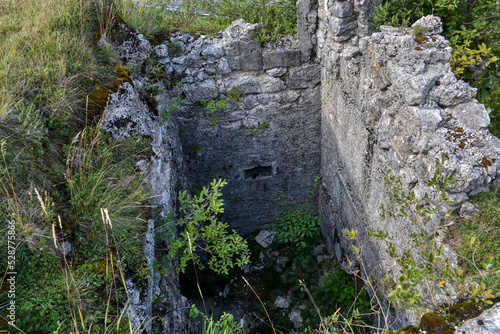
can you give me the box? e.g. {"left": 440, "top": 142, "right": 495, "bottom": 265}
{"left": 445, "top": 102, "right": 490, "bottom": 130}
{"left": 412, "top": 15, "right": 443, "bottom": 35}
{"left": 101, "top": 78, "right": 192, "bottom": 333}
{"left": 289, "top": 305, "right": 304, "bottom": 329}
{"left": 317, "top": 7, "right": 500, "bottom": 329}
{"left": 276, "top": 256, "right": 288, "bottom": 272}
{"left": 456, "top": 303, "right": 500, "bottom": 334}
{"left": 263, "top": 49, "right": 301, "bottom": 69}
{"left": 287, "top": 64, "right": 321, "bottom": 88}
{"left": 100, "top": 82, "right": 155, "bottom": 138}
{"left": 266, "top": 67, "right": 288, "bottom": 77}
{"left": 61, "top": 241, "right": 71, "bottom": 256}
{"left": 254, "top": 230, "right": 276, "bottom": 248}
{"left": 297, "top": 0, "right": 319, "bottom": 60}
{"left": 459, "top": 202, "right": 480, "bottom": 220}
{"left": 274, "top": 296, "right": 290, "bottom": 309}
{"left": 223, "top": 19, "right": 263, "bottom": 70}
{"left": 331, "top": 1, "right": 354, "bottom": 18}
{"left": 184, "top": 79, "right": 220, "bottom": 102}
{"left": 328, "top": 15, "right": 357, "bottom": 41}
{"left": 113, "top": 23, "right": 152, "bottom": 65}
{"left": 311, "top": 244, "right": 326, "bottom": 257}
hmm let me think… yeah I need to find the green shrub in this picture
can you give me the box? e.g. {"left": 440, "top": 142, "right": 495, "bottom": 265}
{"left": 315, "top": 268, "right": 371, "bottom": 318}
{"left": 273, "top": 192, "right": 321, "bottom": 257}
{"left": 167, "top": 179, "right": 250, "bottom": 274}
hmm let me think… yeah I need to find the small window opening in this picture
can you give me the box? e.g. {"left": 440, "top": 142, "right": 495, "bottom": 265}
{"left": 244, "top": 165, "right": 272, "bottom": 180}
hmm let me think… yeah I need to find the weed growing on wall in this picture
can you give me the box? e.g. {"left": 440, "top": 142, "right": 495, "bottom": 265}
{"left": 343, "top": 156, "right": 498, "bottom": 323}
{"left": 240, "top": 122, "right": 269, "bottom": 135}
{"left": 447, "top": 187, "right": 500, "bottom": 297}
{"left": 167, "top": 179, "right": 250, "bottom": 274}
{"left": 200, "top": 86, "right": 245, "bottom": 125}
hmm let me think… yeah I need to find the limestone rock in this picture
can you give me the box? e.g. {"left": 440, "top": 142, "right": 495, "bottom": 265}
{"left": 459, "top": 202, "right": 480, "bottom": 220}
{"left": 263, "top": 49, "right": 301, "bottom": 69}
{"left": 289, "top": 305, "right": 304, "bottom": 329}
{"left": 254, "top": 230, "right": 276, "bottom": 248}
{"left": 223, "top": 19, "right": 263, "bottom": 70}
{"left": 114, "top": 24, "right": 152, "bottom": 66}
{"left": 201, "top": 44, "right": 224, "bottom": 60}
{"left": 412, "top": 15, "right": 443, "bottom": 35}
{"left": 266, "top": 67, "right": 287, "bottom": 77}
{"left": 311, "top": 244, "right": 326, "bottom": 257}
{"left": 61, "top": 241, "right": 72, "bottom": 257}
{"left": 331, "top": 1, "right": 354, "bottom": 18}
{"left": 297, "top": 0, "right": 318, "bottom": 60}
{"left": 328, "top": 15, "right": 357, "bottom": 42}
{"left": 445, "top": 102, "right": 490, "bottom": 130}
{"left": 457, "top": 303, "right": 500, "bottom": 334}
{"left": 276, "top": 256, "right": 288, "bottom": 272}
{"left": 184, "top": 79, "right": 220, "bottom": 102}
{"left": 287, "top": 64, "right": 321, "bottom": 88}
{"left": 100, "top": 82, "right": 155, "bottom": 139}
{"left": 274, "top": 296, "right": 290, "bottom": 309}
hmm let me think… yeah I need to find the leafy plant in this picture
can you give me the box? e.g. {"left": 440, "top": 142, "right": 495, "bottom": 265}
{"left": 200, "top": 86, "right": 244, "bottom": 125}
{"left": 167, "top": 41, "right": 183, "bottom": 58}
{"left": 315, "top": 268, "right": 371, "bottom": 318}
{"left": 167, "top": 179, "right": 250, "bottom": 274}
{"left": 447, "top": 186, "right": 500, "bottom": 298}
{"left": 273, "top": 192, "right": 321, "bottom": 257}
{"left": 240, "top": 122, "right": 269, "bottom": 135}
{"left": 190, "top": 305, "right": 244, "bottom": 334}
{"left": 160, "top": 83, "right": 187, "bottom": 123}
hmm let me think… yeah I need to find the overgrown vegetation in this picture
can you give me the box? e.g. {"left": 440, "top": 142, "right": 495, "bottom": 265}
{"left": 448, "top": 187, "right": 500, "bottom": 297}
{"left": 343, "top": 157, "right": 499, "bottom": 332}
{"left": 371, "top": 0, "right": 500, "bottom": 136}
{"left": 273, "top": 192, "right": 322, "bottom": 258}
{"left": 200, "top": 86, "right": 245, "bottom": 126}
{"left": 167, "top": 179, "right": 250, "bottom": 275}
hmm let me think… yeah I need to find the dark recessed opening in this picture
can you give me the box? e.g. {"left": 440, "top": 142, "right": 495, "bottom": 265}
{"left": 244, "top": 165, "right": 272, "bottom": 180}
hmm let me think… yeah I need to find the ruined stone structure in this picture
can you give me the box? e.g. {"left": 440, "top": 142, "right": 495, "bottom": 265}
{"left": 101, "top": 0, "right": 500, "bottom": 331}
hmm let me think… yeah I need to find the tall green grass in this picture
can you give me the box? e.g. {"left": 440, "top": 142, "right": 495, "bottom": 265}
{"left": 116, "top": 0, "right": 297, "bottom": 41}
{"left": 0, "top": 0, "right": 152, "bottom": 331}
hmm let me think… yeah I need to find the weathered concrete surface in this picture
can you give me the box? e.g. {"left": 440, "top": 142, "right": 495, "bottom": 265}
{"left": 101, "top": 39, "right": 192, "bottom": 332}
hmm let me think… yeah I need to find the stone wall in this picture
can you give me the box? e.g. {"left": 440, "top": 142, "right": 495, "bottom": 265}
{"left": 101, "top": 18, "right": 323, "bottom": 330}
{"left": 160, "top": 20, "right": 322, "bottom": 234}
{"left": 315, "top": 1, "right": 500, "bottom": 325}
{"left": 100, "top": 1, "right": 500, "bottom": 329}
